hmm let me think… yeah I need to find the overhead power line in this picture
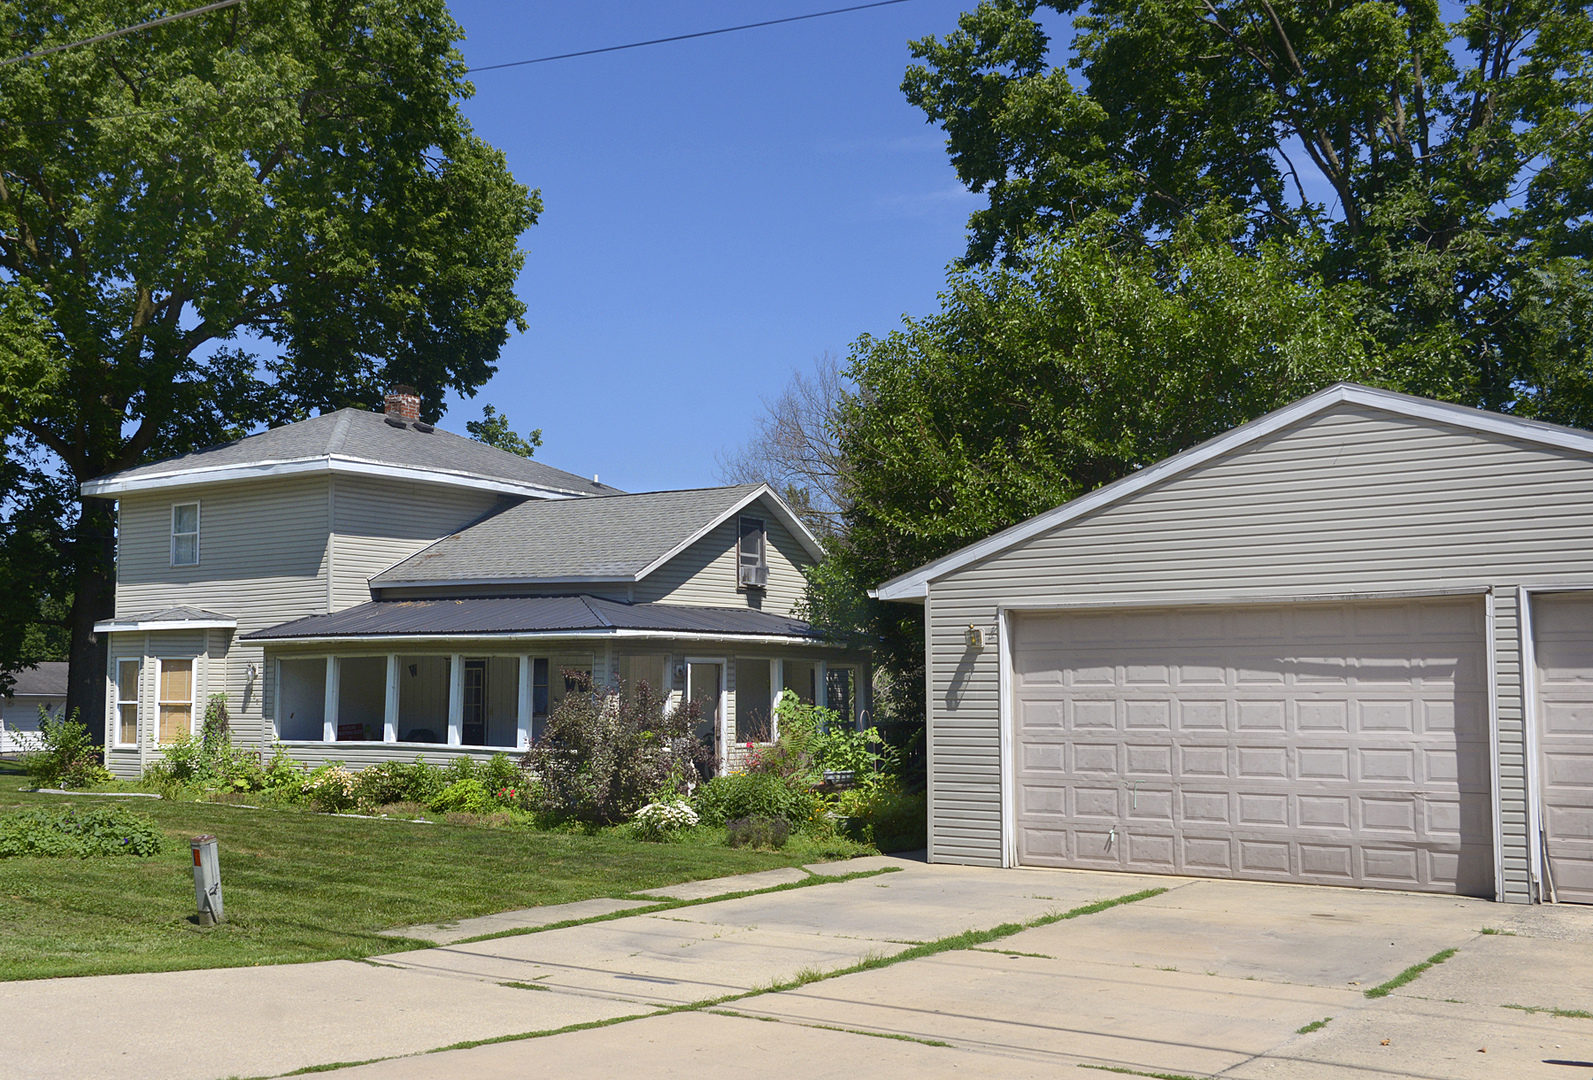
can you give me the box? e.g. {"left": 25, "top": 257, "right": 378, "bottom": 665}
{"left": 469, "top": 0, "right": 918, "bottom": 74}
{"left": 3, "top": 0, "right": 921, "bottom": 128}
{"left": 1, "top": 0, "right": 244, "bottom": 68}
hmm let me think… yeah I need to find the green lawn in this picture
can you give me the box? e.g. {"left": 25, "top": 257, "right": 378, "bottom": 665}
{"left": 0, "top": 763, "right": 851, "bottom": 982}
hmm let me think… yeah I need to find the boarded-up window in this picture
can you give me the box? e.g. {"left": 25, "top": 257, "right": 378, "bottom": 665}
{"left": 615, "top": 654, "right": 668, "bottom": 705}
{"left": 158, "top": 659, "right": 193, "bottom": 745}
{"left": 117, "top": 660, "right": 140, "bottom": 746}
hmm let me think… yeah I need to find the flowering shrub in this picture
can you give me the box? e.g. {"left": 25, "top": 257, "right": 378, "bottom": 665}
{"left": 523, "top": 676, "right": 711, "bottom": 825}
{"left": 302, "top": 764, "right": 358, "bottom": 813}
{"left": 631, "top": 799, "right": 699, "bottom": 842}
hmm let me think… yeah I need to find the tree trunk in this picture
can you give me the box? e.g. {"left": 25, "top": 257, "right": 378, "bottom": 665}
{"left": 66, "top": 497, "right": 117, "bottom": 746}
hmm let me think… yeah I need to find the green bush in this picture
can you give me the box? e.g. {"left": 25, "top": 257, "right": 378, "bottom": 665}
{"left": 17, "top": 708, "right": 110, "bottom": 790}
{"left": 749, "top": 692, "right": 899, "bottom": 793}
{"left": 352, "top": 758, "right": 444, "bottom": 809}
{"left": 429, "top": 777, "right": 494, "bottom": 814}
{"left": 143, "top": 696, "right": 269, "bottom": 794}
{"left": 726, "top": 815, "right": 790, "bottom": 849}
{"left": 0, "top": 805, "right": 164, "bottom": 858}
{"left": 694, "top": 772, "right": 814, "bottom": 828}
{"left": 837, "top": 791, "right": 927, "bottom": 852}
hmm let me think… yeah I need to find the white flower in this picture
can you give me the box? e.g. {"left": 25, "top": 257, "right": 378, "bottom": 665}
{"left": 633, "top": 800, "right": 699, "bottom": 836}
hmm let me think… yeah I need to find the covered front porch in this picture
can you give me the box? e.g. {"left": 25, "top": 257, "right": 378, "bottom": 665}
{"left": 244, "top": 595, "right": 870, "bottom": 771}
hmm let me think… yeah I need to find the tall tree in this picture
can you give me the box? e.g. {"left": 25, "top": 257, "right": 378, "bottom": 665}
{"left": 814, "top": 220, "right": 1386, "bottom": 718}
{"left": 717, "top": 351, "right": 850, "bottom": 539}
{"left": 903, "top": 0, "right": 1593, "bottom": 417}
{"left": 0, "top": 1, "right": 541, "bottom": 727}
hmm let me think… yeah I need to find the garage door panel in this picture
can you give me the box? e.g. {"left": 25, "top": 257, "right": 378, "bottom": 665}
{"left": 1237, "top": 701, "right": 1288, "bottom": 730}
{"left": 1535, "top": 595, "right": 1593, "bottom": 898}
{"left": 1125, "top": 699, "right": 1172, "bottom": 729}
{"left": 1013, "top": 599, "right": 1493, "bottom": 896}
{"left": 1238, "top": 793, "right": 1289, "bottom": 826}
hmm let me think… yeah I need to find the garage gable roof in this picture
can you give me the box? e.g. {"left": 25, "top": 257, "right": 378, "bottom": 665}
{"left": 872, "top": 382, "right": 1593, "bottom": 601}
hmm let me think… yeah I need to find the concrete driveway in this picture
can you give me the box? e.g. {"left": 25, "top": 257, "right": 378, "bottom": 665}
{"left": 9, "top": 855, "right": 1593, "bottom": 1080}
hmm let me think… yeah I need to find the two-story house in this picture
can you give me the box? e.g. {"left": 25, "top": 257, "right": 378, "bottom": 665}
{"left": 84, "top": 388, "right": 869, "bottom": 778}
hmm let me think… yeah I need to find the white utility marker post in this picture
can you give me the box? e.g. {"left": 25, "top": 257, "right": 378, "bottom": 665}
{"left": 190, "top": 835, "right": 224, "bottom": 925}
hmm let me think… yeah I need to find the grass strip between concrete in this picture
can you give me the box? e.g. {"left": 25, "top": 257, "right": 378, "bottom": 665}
{"left": 1363, "top": 948, "right": 1458, "bottom": 999}
{"left": 706, "top": 1007, "right": 953, "bottom": 1048}
{"left": 1295, "top": 1016, "right": 1333, "bottom": 1034}
{"left": 260, "top": 885, "right": 1168, "bottom": 1077}
{"left": 1503, "top": 1003, "right": 1593, "bottom": 1019}
{"left": 433, "top": 865, "right": 904, "bottom": 946}
{"left": 1078, "top": 1064, "right": 1208, "bottom": 1080}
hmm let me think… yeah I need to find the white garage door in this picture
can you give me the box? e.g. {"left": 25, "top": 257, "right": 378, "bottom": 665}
{"left": 1012, "top": 598, "right": 1493, "bottom": 895}
{"left": 1531, "top": 593, "right": 1593, "bottom": 904}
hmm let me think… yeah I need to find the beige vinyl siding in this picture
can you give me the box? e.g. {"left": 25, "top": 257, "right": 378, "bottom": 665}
{"left": 638, "top": 499, "right": 814, "bottom": 614}
{"left": 330, "top": 477, "right": 508, "bottom": 610}
{"left": 116, "top": 477, "right": 331, "bottom": 626}
{"left": 924, "top": 405, "right": 1593, "bottom": 889}
{"left": 116, "top": 477, "right": 331, "bottom": 757}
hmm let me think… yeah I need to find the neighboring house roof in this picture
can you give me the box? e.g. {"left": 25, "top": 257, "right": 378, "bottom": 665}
{"left": 6, "top": 661, "right": 67, "bottom": 698}
{"left": 93, "top": 607, "right": 239, "bottom": 633}
{"left": 370, "top": 483, "right": 826, "bottom": 588}
{"left": 241, "top": 595, "right": 824, "bottom": 643}
{"left": 80, "top": 407, "right": 613, "bottom": 501}
{"left": 873, "top": 382, "right": 1593, "bottom": 602}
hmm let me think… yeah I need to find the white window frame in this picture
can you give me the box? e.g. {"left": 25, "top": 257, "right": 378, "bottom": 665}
{"left": 113, "top": 658, "right": 142, "bottom": 748}
{"left": 171, "top": 502, "right": 201, "bottom": 567}
{"left": 737, "top": 515, "right": 766, "bottom": 590}
{"left": 154, "top": 656, "right": 198, "bottom": 746}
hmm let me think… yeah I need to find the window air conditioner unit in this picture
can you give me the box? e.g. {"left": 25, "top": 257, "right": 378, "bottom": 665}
{"left": 739, "top": 565, "right": 768, "bottom": 589}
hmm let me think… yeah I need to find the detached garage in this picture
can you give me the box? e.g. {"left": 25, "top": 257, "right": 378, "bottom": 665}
{"left": 873, "top": 383, "right": 1593, "bottom": 904}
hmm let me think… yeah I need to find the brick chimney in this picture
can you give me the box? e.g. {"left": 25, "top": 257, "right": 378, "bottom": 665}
{"left": 383, "top": 385, "right": 421, "bottom": 422}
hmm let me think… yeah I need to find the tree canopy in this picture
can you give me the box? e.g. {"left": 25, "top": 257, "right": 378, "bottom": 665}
{"left": 809, "top": 220, "right": 1387, "bottom": 716}
{"left": 904, "top": 0, "right": 1593, "bottom": 419}
{"left": 467, "top": 405, "right": 542, "bottom": 458}
{"left": 0, "top": 0, "right": 540, "bottom": 716}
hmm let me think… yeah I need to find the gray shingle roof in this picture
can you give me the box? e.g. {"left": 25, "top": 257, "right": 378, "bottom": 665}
{"left": 241, "top": 595, "right": 823, "bottom": 641}
{"left": 370, "top": 485, "right": 767, "bottom": 585}
{"left": 83, "top": 408, "right": 613, "bottom": 497}
{"left": 6, "top": 662, "right": 67, "bottom": 698}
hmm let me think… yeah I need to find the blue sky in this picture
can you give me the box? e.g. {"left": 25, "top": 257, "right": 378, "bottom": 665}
{"left": 436, "top": 1, "right": 989, "bottom": 492}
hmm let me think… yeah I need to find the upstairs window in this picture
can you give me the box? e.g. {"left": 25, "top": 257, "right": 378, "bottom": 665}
{"left": 738, "top": 516, "right": 767, "bottom": 589}
{"left": 171, "top": 503, "right": 200, "bottom": 566}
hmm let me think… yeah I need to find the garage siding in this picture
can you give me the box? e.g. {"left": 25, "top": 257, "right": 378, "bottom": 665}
{"left": 924, "top": 405, "right": 1593, "bottom": 897}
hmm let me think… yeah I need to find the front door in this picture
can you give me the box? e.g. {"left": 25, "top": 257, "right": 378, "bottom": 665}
{"left": 687, "top": 661, "right": 724, "bottom": 769}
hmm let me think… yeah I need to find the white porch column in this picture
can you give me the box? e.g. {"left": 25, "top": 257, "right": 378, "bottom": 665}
{"left": 815, "top": 659, "right": 828, "bottom": 714}
{"left": 516, "top": 654, "right": 532, "bottom": 750}
{"left": 384, "top": 654, "right": 399, "bottom": 743}
{"left": 769, "top": 658, "right": 783, "bottom": 741}
{"left": 447, "top": 653, "right": 463, "bottom": 746}
{"left": 323, "top": 656, "right": 339, "bottom": 743}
